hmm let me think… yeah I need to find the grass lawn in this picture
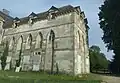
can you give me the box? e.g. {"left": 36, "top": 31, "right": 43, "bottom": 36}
{"left": 0, "top": 70, "right": 102, "bottom": 83}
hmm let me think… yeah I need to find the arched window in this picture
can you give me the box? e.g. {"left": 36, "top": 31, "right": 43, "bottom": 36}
{"left": 35, "top": 32, "right": 43, "bottom": 49}
{"left": 26, "top": 34, "right": 32, "bottom": 49}
{"left": 49, "top": 30, "right": 55, "bottom": 42}
{"left": 16, "top": 36, "right": 23, "bottom": 51}
{"left": 81, "top": 35, "right": 84, "bottom": 52}
{"left": 9, "top": 36, "right": 15, "bottom": 50}
{"left": 45, "top": 30, "right": 55, "bottom": 71}
{"left": 46, "top": 30, "right": 55, "bottom": 49}
{"left": 76, "top": 31, "right": 80, "bottom": 48}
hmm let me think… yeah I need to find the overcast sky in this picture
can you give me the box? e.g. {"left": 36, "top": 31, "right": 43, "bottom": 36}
{"left": 0, "top": 0, "right": 113, "bottom": 60}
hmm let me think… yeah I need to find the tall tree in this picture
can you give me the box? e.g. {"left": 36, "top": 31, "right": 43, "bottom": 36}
{"left": 98, "top": 0, "right": 120, "bottom": 73}
{"left": 90, "top": 45, "right": 101, "bottom": 53}
{"left": 89, "top": 45, "right": 109, "bottom": 72}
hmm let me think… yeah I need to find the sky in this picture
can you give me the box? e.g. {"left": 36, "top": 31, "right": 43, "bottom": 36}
{"left": 0, "top": 0, "right": 113, "bottom": 60}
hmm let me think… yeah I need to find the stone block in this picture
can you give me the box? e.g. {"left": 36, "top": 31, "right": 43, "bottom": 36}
{"left": 4, "top": 64, "right": 10, "bottom": 70}
{"left": 32, "top": 64, "right": 40, "bottom": 71}
{"left": 15, "top": 67, "right": 21, "bottom": 72}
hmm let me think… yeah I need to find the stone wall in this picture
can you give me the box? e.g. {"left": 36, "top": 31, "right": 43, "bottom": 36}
{"left": 73, "top": 12, "right": 89, "bottom": 75}
{"left": 0, "top": 7, "right": 89, "bottom": 75}
{"left": 1, "top": 12, "right": 75, "bottom": 74}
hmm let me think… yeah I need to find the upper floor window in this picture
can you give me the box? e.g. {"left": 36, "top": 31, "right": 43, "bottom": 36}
{"left": 46, "top": 30, "right": 55, "bottom": 49}
{"left": 16, "top": 36, "right": 23, "bottom": 51}
{"left": 28, "top": 12, "right": 37, "bottom": 26}
{"left": 26, "top": 34, "right": 32, "bottom": 49}
{"left": 49, "top": 30, "right": 55, "bottom": 42}
{"left": 35, "top": 32, "right": 43, "bottom": 49}
{"left": 76, "top": 31, "right": 80, "bottom": 48}
{"left": 48, "top": 6, "right": 58, "bottom": 20}
{"left": 9, "top": 36, "right": 15, "bottom": 50}
{"left": 13, "top": 17, "right": 20, "bottom": 28}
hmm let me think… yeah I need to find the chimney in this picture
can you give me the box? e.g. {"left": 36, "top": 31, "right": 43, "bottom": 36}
{"left": 2, "top": 9, "right": 10, "bottom": 15}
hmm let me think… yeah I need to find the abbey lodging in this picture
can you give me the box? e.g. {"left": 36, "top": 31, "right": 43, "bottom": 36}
{"left": 0, "top": 5, "right": 90, "bottom": 75}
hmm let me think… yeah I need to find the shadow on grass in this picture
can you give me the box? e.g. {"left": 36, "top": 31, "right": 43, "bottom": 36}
{"left": 92, "top": 71, "right": 120, "bottom": 77}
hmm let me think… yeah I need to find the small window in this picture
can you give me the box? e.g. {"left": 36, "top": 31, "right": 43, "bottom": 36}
{"left": 35, "top": 52, "right": 37, "bottom": 55}
{"left": 28, "top": 18, "right": 33, "bottom": 26}
{"left": 28, "top": 12, "right": 37, "bottom": 26}
{"left": 38, "top": 52, "right": 41, "bottom": 55}
{"left": 48, "top": 13, "right": 55, "bottom": 20}
{"left": 13, "top": 23, "right": 18, "bottom": 28}
{"left": 13, "top": 17, "right": 20, "bottom": 28}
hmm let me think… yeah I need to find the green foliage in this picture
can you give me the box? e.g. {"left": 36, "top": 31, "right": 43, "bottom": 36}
{"left": 89, "top": 45, "right": 109, "bottom": 72}
{"left": 98, "top": 0, "right": 120, "bottom": 73}
{"left": 90, "top": 45, "right": 101, "bottom": 53}
{"left": 1, "top": 41, "right": 9, "bottom": 70}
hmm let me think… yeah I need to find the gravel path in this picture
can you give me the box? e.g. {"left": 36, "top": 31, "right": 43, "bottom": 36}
{"left": 101, "top": 75, "right": 120, "bottom": 83}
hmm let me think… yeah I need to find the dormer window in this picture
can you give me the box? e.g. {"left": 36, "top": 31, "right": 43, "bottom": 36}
{"left": 48, "top": 6, "right": 58, "bottom": 20}
{"left": 48, "top": 13, "right": 56, "bottom": 20}
{"left": 28, "top": 12, "right": 37, "bottom": 25}
{"left": 13, "top": 17, "right": 20, "bottom": 28}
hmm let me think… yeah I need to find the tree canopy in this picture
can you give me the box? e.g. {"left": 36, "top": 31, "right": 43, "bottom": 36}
{"left": 89, "top": 45, "right": 109, "bottom": 72}
{"left": 98, "top": 0, "right": 120, "bottom": 73}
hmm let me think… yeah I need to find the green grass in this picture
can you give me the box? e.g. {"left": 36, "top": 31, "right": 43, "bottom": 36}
{"left": 0, "top": 70, "right": 102, "bottom": 83}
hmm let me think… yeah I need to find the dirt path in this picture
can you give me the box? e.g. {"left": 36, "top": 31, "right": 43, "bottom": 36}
{"left": 100, "top": 75, "right": 120, "bottom": 83}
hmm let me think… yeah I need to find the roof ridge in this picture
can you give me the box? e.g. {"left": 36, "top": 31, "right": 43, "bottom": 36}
{"left": 19, "top": 5, "right": 74, "bottom": 19}
{"left": 3, "top": 5, "right": 77, "bottom": 29}
{"left": 0, "top": 11, "right": 13, "bottom": 19}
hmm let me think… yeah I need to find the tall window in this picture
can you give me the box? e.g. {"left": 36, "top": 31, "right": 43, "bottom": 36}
{"left": 81, "top": 35, "right": 84, "bottom": 52}
{"left": 9, "top": 36, "right": 15, "bottom": 50}
{"left": 16, "top": 36, "right": 23, "bottom": 51}
{"left": 49, "top": 30, "right": 55, "bottom": 41}
{"left": 48, "top": 30, "right": 55, "bottom": 73}
{"left": 35, "top": 32, "right": 43, "bottom": 49}
{"left": 26, "top": 34, "right": 32, "bottom": 49}
{"left": 76, "top": 31, "right": 80, "bottom": 48}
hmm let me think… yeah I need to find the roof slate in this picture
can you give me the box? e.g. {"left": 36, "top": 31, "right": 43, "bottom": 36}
{"left": 0, "top": 5, "right": 80, "bottom": 29}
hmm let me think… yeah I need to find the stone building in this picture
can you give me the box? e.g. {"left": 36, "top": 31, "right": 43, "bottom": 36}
{"left": 0, "top": 5, "right": 89, "bottom": 75}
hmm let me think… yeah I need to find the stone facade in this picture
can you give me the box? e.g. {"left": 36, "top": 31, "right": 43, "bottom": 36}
{"left": 0, "top": 5, "right": 89, "bottom": 75}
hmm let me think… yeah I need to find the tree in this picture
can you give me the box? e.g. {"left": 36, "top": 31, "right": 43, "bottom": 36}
{"left": 89, "top": 49, "right": 99, "bottom": 72}
{"left": 89, "top": 45, "right": 109, "bottom": 72}
{"left": 90, "top": 45, "right": 101, "bottom": 53}
{"left": 98, "top": 0, "right": 120, "bottom": 73}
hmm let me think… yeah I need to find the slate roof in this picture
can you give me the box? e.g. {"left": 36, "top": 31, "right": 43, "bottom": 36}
{"left": 0, "top": 11, "right": 13, "bottom": 20}
{"left": 0, "top": 11, "right": 14, "bottom": 28}
{"left": 0, "top": 5, "right": 81, "bottom": 29}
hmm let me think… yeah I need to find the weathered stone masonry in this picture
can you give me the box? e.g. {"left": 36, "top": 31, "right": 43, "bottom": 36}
{"left": 0, "top": 5, "right": 89, "bottom": 75}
